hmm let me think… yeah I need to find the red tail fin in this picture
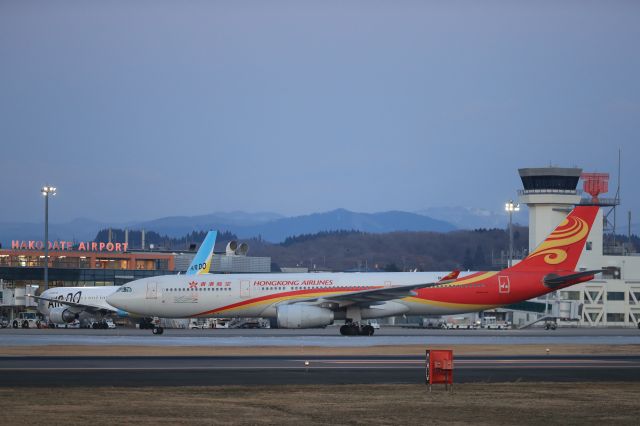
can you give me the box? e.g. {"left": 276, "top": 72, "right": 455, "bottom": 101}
{"left": 439, "top": 270, "right": 460, "bottom": 282}
{"left": 510, "top": 205, "right": 599, "bottom": 272}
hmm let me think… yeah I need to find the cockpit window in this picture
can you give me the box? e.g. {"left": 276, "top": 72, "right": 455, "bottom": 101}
{"left": 117, "top": 286, "right": 133, "bottom": 293}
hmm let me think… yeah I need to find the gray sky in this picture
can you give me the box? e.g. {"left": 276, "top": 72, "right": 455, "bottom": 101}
{"left": 1, "top": 0, "right": 639, "bottom": 224}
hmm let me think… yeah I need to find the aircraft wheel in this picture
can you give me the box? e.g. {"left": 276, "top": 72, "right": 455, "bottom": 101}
{"left": 13, "top": 320, "right": 18, "bottom": 329}
{"left": 92, "top": 323, "right": 98, "bottom": 329}
{"left": 544, "top": 324, "right": 550, "bottom": 330}
{"left": 156, "top": 327, "right": 164, "bottom": 335}
{"left": 339, "top": 325, "right": 349, "bottom": 335}
{"left": 152, "top": 327, "right": 159, "bottom": 335}
{"left": 361, "top": 325, "right": 375, "bottom": 336}
{"left": 550, "top": 323, "right": 557, "bottom": 330}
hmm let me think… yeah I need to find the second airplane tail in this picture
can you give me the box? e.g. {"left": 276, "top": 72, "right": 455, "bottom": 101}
{"left": 186, "top": 230, "right": 217, "bottom": 275}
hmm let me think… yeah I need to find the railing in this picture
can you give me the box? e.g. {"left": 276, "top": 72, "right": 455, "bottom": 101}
{"left": 517, "top": 189, "right": 582, "bottom": 196}
{"left": 579, "top": 197, "right": 620, "bottom": 206}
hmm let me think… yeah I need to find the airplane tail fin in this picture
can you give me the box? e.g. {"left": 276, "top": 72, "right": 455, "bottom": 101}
{"left": 186, "top": 230, "right": 217, "bottom": 275}
{"left": 439, "top": 270, "right": 460, "bottom": 282}
{"left": 509, "top": 205, "right": 599, "bottom": 272}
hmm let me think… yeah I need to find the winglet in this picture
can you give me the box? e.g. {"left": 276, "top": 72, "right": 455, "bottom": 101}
{"left": 186, "top": 230, "right": 218, "bottom": 275}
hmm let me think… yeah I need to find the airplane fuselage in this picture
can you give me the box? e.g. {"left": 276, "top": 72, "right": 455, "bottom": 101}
{"left": 107, "top": 270, "right": 559, "bottom": 320}
{"left": 37, "top": 286, "right": 122, "bottom": 318}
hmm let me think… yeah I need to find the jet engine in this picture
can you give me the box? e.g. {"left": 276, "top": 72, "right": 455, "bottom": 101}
{"left": 277, "top": 305, "right": 334, "bottom": 329}
{"left": 225, "top": 240, "right": 238, "bottom": 255}
{"left": 236, "top": 242, "right": 249, "bottom": 256}
{"left": 49, "top": 307, "right": 79, "bottom": 324}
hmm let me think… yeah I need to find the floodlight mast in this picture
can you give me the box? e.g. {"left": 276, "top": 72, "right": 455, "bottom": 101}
{"left": 505, "top": 200, "right": 520, "bottom": 267}
{"left": 41, "top": 185, "right": 57, "bottom": 291}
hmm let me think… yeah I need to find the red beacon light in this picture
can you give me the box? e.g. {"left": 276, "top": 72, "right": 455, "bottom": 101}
{"left": 581, "top": 172, "right": 609, "bottom": 203}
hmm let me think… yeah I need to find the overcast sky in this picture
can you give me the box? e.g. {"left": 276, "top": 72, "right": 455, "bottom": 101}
{"left": 1, "top": 0, "right": 639, "bottom": 225}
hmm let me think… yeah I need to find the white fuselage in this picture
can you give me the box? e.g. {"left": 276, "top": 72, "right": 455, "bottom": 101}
{"left": 38, "top": 286, "right": 121, "bottom": 318}
{"left": 107, "top": 271, "right": 473, "bottom": 319}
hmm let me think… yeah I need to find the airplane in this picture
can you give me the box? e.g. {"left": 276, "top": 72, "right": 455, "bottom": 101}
{"left": 29, "top": 230, "right": 218, "bottom": 328}
{"left": 107, "top": 205, "right": 601, "bottom": 336}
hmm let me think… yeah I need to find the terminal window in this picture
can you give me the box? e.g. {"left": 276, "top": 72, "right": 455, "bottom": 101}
{"left": 606, "top": 292, "right": 625, "bottom": 301}
{"left": 606, "top": 313, "right": 625, "bottom": 322}
{"left": 560, "top": 291, "right": 580, "bottom": 301}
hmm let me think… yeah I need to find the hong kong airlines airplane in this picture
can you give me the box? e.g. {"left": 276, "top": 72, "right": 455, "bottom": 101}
{"left": 107, "top": 206, "right": 601, "bottom": 335}
{"left": 30, "top": 231, "right": 217, "bottom": 328}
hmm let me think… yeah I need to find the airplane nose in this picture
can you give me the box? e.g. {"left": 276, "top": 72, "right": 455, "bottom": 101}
{"left": 106, "top": 292, "right": 126, "bottom": 309}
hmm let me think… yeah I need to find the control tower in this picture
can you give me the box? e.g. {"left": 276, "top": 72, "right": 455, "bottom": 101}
{"left": 517, "top": 167, "right": 600, "bottom": 254}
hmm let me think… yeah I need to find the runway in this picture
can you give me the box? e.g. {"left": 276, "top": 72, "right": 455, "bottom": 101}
{"left": 2, "top": 354, "right": 640, "bottom": 387}
{"left": 2, "top": 326, "right": 640, "bottom": 347}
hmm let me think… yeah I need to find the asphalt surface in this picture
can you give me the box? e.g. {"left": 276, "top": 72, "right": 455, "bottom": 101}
{"left": 4, "top": 326, "right": 640, "bottom": 337}
{"left": 2, "top": 326, "right": 640, "bottom": 347}
{"left": 2, "top": 355, "right": 639, "bottom": 387}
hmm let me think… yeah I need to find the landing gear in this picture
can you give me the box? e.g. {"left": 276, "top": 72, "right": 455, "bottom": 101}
{"left": 339, "top": 323, "right": 375, "bottom": 336}
{"left": 152, "top": 326, "right": 164, "bottom": 335}
{"left": 139, "top": 318, "right": 155, "bottom": 330}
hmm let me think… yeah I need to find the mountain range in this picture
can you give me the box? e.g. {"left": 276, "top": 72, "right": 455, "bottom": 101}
{"left": 0, "top": 207, "right": 519, "bottom": 247}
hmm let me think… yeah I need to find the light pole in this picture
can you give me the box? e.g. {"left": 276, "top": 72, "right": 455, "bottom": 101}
{"left": 505, "top": 200, "right": 520, "bottom": 268}
{"left": 41, "top": 185, "right": 57, "bottom": 291}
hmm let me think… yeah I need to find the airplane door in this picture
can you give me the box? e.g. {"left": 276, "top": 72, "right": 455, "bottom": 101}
{"left": 240, "top": 280, "right": 251, "bottom": 298}
{"left": 498, "top": 276, "right": 510, "bottom": 294}
{"left": 146, "top": 282, "right": 158, "bottom": 299}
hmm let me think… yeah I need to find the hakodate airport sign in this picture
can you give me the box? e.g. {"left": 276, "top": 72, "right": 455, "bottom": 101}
{"left": 11, "top": 240, "right": 128, "bottom": 253}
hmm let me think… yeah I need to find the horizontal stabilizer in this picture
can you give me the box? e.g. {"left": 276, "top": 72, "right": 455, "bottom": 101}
{"left": 543, "top": 270, "right": 603, "bottom": 288}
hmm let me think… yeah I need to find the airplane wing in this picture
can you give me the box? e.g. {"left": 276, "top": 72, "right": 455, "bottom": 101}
{"left": 281, "top": 280, "right": 448, "bottom": 308}
{"left": 28, "top": 295, "right": 117, "bottom": 313}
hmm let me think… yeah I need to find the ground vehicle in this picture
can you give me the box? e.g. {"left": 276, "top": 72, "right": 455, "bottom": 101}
{"left": 444, "top": 316, "right": 478, "bottom": 329}
{"left": 88, "top": 319, "right": 116, "bottom": 329}
{"left": 368, "top": 321, "right": 380, "bottom": 329}
{"left": 481, "top": 316, "right": 511, "bottom": 329}
{"left": 12, "top": 312, "right": 42, "bottom": 328}
{"left": 53, "top": 319, "right": 80, "bottom": 328}
{"left": 189, "top": 319, "right": 204, "bottom": 329}
{"left": 0, "top": 317, "right": 9, "bottom": 328}
{"left": 422, "top": 319, "right": 447, "bottom": 329}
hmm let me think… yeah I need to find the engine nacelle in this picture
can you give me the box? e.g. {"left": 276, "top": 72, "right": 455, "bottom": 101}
{"left": 49, "top": 307, "right": 78, "bottom": 324}
{"left": 225, "top": 240, "right": 238, "bottom": 255}
{"left": 235, "top": 242, "right": 249, "bottom": 256}
{"left": 277, "top": 305, "right": 334, "bottom": 329}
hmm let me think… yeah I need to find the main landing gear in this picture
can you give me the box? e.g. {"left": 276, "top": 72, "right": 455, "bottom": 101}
{"left": 339, "top": 322, "right": 375, "bottom": 336}
{"left": 140, "top": 317, "right": 164, "bottom": 335}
